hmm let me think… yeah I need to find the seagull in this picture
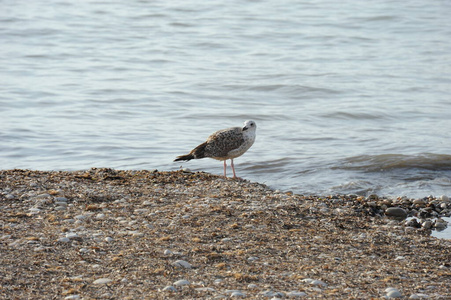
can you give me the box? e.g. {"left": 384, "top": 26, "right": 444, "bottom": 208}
{"left": 174, "top": 120, "right": 257, "bottom": 178}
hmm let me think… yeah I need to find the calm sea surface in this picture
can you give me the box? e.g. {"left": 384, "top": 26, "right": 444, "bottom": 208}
{"left": 1, "top": 0, "right": 451, "bottom": 201}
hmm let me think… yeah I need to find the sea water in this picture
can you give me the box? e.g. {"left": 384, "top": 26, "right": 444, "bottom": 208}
{"left": 1, "top": 0, "right": 450, "bottom": 200}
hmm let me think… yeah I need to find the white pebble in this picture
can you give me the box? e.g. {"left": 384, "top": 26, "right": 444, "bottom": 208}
{"left": 173, "top": 279, "right": 190, "bottom": 286}
{"left": 247, "top": 284, "right": 258, "bottom": 289}
{"left": 64, "top": 295, "right": 80, "bottom": 300}
{"left": 55, "top": 197, "right": 68, "bottom": 202}
{"left": 195, "top": 287, "right": 216, "bottom": 292}
{"left": 230, "top": 291, "right": 246, "bottom": 297}
{"left": 286, "top": 291, "right": 307, "bottom": 297}
{"left": 58, "top": 237, "right": 71, "bottom": 243}
{"left": 173, "top": 260, "right": 192, "bottom": 269}
{"left": 164, "top": 249, "right": 173, "bottom": 255}
{"left": 66, "top": 232, "right": 79, "bottom": 239}
{"left": 302, "top": 278, "right": 327, "bottom": 287}
{"left": 96, "top": 213, "right": 105, "bottom": 219}
{"left": 386, "top": 287, "right": 402, "bottom": 298}
{"left": 93, "top": 278, "right": 112, "bottom": 285}
{"left": 409, "top": 293, "right": 429, "bottom": 299}
{"left": 162, "top": 285, "right": 177, "bottom": 292}
{"left": 105, "top": 237, "right": 113, "bottom": 242}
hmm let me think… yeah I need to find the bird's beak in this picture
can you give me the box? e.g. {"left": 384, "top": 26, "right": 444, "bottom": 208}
{"left": 242, "top": 126, "right": 248, "bottom": 131}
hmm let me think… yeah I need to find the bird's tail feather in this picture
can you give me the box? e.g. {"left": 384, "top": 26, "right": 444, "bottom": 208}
{"left": 174, "top": 142, "right": 207, "bottom": 162}
{"left": 174, "top": 154, "right": 194, "bottom": 162}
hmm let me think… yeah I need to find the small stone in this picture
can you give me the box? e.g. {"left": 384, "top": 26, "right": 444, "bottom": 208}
{"left": 422, "top": 220, "right": 433, "bottom": 229}
{"left": 55, "top": 197, "right": 68, "bottom": 202}
{"left": 58, "top": 237, "right": 71, "bottom": 243}
{"left": 434, "top": 219, "right": 447, "bottom": 229}
{"left": 247, "top": 284, "right": 258, "bottom": 289}
{"left": 128, "top": 231, "right": 144, "bottom": 237}
{"left": 173, "top": 279, "right": 190, "bottom": 286}
{"left": 413, "top": 199, "right": 427, "bottom": 206}
{"left": 195, "top": 287, "right": 216, "bottom": 292}
{"left": 261, "top": 290, "right": 276, "bottom": 297}
{"left": 96, "top": 213, "right": 105, "bottom": 219}
{"left": 367, "top": 194, "right": 379, "bottom": 201}
{"left": 229, "top": 291, "right": 245, "bottom": 297}
{"left": 173, "top": 260, "right": 192, "bottom": 269}
{"left": 386, "top": 287, "right": 402, "bottom": 298}
{"left": 302, "top": 278, "right": 327, "bottom": 286}
{"left": 385, "top": 207, "right": 407, "bottom": 219}
{"left": 105, "top": 237, "right": 113, "bottom": 242}
{"left": 93, "top": 278, "right": 112, "bottom": 285}
{"left": 310, "top": 280, "right": 327, "bottom": 286}
{"left": 405, "top": 218, "right": 421, "bottom": 228}
{"left": 164, "top": 249, "right": 173, "bottom": 255}
{"left": 66, "top": 232, "right": 79, "bottom": 239}
{"left": 440, "top": 195, "right": 449, "bottom": 202}
{"left": 409, "top": 293, "right": 429, "bottom": 299}
{"left": 162, "top": 285, "right": 177, "bottom": 292}
{"left": 64, "top": 295, "right": 81, "bottom": 300}
{"left": 286, "top": 291, "right": 307, "bottom": 297}
{"left": 35, "top": 193, "right": 51, "bottom": 199}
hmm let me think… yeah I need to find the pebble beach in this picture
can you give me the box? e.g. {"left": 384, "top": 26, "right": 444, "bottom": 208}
{"left": 1, "top": 168, "right": 450, "bottom": 299}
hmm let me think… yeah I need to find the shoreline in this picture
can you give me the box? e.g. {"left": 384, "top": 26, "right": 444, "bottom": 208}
{"left": 1, "top": 168, "right": 450, "bottom": 299}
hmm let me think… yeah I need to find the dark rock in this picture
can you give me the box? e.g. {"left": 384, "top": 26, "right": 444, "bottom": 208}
{"left": 385, "top": 207, "right": 407, "bottom": 220}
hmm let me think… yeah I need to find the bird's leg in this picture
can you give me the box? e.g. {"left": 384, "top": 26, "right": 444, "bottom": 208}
{"left": 223, "top": 160, "right": 227, "bottom": 177}
{"left": 231, "top": 159, "right": 237, "bottom": 178}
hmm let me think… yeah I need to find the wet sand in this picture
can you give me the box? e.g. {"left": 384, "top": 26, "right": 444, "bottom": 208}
{"left": 1, "top": 169, "right": 450, "bottom": 299}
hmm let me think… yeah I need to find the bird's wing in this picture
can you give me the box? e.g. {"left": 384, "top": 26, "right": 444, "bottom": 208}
{"left": 204, "top": 127, "right": 244, "bottom": 158}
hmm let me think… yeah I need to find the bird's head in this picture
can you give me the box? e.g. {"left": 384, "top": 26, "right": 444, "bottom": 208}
{"left": 242, "top": 120, "right": 256, "bottom": 131}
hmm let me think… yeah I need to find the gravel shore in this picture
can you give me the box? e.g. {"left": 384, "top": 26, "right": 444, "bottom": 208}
{"left": 1, "top": 168, "right": 450, "bottom": 299}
